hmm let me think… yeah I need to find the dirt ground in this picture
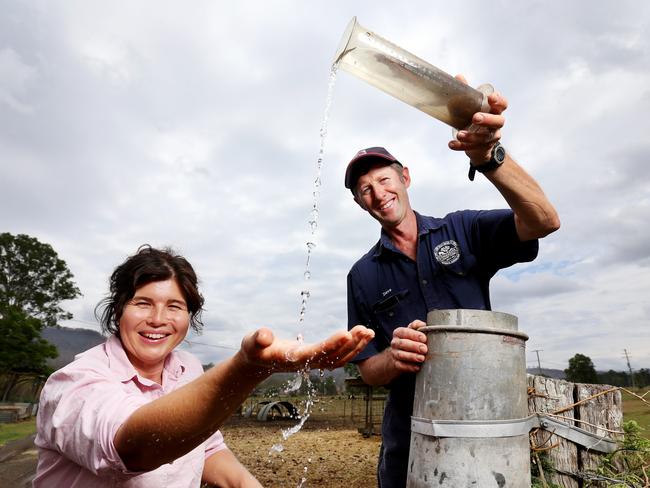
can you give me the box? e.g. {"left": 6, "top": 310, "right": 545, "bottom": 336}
{"left": 0, "top": 446, "right": 38, "bottom": 487}
{"left": 0, "top": 415, "right": 381, "bottom": 488}
{"left": 221, "top": 416, "right": 381, "bottom": 487}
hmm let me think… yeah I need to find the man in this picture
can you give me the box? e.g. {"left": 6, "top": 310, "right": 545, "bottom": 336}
{"left": 345, "top": 85, "right": 560, "bottom": 487}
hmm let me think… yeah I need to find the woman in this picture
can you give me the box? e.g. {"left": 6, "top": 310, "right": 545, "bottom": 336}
{"left": 34, "top": 245, "right": 374, "bottom": 487}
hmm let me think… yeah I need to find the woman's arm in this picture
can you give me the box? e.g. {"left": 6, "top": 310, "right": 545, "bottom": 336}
{"left": 114, "top": 325, "right": 374, "bottom": 471}
{"left": 201, "top": 449, "right": 262, "bottom": 488}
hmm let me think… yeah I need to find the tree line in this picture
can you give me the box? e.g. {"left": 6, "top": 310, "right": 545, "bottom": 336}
{"left": 564, "top": 353, "right": 650, "bottom": 388}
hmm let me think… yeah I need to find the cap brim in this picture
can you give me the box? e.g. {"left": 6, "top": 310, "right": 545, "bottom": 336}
{"left": 345, "top": 153, "right": 400, "bottom": 189}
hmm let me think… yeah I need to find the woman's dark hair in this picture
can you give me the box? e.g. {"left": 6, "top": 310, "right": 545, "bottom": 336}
{"left": 95, "top": 245, "right": 204, "bottom": 335}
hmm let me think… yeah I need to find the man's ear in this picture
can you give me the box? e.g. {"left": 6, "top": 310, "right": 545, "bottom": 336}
{"left": 353, "top": 194, "right": 367, "bottom": 211}
{"left": 401, "top": 166, "right": 411, "bottom": 188}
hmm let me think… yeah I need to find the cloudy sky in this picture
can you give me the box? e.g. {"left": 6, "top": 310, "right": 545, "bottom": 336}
{"left": 2, "top": 1, "right": 649, "bottom": 374}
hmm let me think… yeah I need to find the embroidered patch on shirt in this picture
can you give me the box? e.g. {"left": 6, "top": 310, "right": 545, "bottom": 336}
{"left": 434, "top": 240, "right": 461, "bottom": 265}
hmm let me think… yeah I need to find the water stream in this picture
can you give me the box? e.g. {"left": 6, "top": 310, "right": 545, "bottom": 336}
{"left": 296, "top": 62, "right": 338, "bottom": 329}
{"left": 268, "top": 63, "right": 339, "bottom": 488}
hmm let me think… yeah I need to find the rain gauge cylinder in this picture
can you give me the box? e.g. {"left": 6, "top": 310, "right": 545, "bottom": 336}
{"left": 333, "top": 17, "right": 492, "bottom": 130}
{"left": 407, "top": 309, "right": 531, "bottom": 487}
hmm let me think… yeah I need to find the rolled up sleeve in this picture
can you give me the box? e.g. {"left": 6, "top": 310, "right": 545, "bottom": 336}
{"left": 37, "top": 367, "right": 149, "bottom": 479}
{"left": 204, "top": 429, "right": 227, "bottom": 459}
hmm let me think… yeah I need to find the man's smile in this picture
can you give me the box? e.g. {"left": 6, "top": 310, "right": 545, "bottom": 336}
{"left": 379, "top": 198, "right": 395, "bottom": 211}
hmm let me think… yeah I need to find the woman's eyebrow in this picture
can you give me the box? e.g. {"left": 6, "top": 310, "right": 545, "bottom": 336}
{"left": 130, "top": 296, "right": 186, "bottom": 305}
{"left": 131, "top": 295, "right": 152, "bottom": 301}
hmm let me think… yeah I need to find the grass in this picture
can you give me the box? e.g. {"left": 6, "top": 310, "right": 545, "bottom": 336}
{"left": 622, "top": 388, "right": 650, "bottom": 439}
{"left": 0, "top": 418, "right": 36, "bottom": 446}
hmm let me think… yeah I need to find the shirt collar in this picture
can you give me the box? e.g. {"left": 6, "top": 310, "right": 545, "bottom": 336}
{"left": 374, "top": 211, "right": 445, "bottom": 257}
{"left": 105, "top": 334, "right": 187, "bottom": 385}
{"left": 415, "top": 211, "right": 445, "bottom": 235}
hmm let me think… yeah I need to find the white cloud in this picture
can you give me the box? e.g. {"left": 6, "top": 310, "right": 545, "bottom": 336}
{"left": 1, "top": 0, "right": 649, "bottom": 375}
{"left": 0, "top": 47, "right": 37, "bottom": 112}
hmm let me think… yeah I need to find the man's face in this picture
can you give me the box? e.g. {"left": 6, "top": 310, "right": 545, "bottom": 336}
{"left": 354, "top": 163, "right": 412, "bottom": 229}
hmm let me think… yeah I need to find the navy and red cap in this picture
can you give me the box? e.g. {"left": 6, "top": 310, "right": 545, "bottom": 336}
{"left": 344, "top": 147, "right": 402, "bottom": 190}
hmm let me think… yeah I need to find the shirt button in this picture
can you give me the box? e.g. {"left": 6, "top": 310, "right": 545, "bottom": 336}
{"left": 388, "top": 311, "right": 394, "bottom": 317}
{"left": 422, "top": 279, "right": 428, "bottom": 285}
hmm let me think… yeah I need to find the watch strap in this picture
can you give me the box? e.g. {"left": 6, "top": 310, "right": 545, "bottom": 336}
{"left": 468, "top": 142, "right": 505, "bottom": 181}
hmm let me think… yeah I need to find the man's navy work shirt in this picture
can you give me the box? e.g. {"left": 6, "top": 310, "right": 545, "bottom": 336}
{"left": 346, "top": 209, "right": 538, "bottom": 488}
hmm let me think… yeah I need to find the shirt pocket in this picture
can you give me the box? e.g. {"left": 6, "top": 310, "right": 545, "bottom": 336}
{"left": 438, "top": 251, "right": 477, "bottom": 277}
{"left": 371, "top": 288, "right": 412, "bottom": 331}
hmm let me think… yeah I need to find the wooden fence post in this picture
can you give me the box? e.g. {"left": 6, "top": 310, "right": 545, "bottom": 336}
{"left": 528, "top": 375, "right": 623, "bottom": 487}
{"left": 575, "top": 383, "right": 623, "bottom": 487}
{"left": 528, "top": 375, "right": 579, "bottom": 488}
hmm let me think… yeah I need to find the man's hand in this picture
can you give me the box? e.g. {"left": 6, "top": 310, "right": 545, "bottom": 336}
{"left": 239, "top": 325, "right": 375, "bottom": 374}
{"left": 448, "top": 74, "right": 507, "bottom": 165}
{"left": 388, "top": 319, "right": 428, "bottom": 373}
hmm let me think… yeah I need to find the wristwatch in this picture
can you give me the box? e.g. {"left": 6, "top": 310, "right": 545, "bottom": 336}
{"left": 468, "top": 142, "right": 506, "bottom": 181}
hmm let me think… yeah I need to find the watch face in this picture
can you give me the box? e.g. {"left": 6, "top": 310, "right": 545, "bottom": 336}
{"left": 495, "top": 144, "right": 506, "bottom": 163}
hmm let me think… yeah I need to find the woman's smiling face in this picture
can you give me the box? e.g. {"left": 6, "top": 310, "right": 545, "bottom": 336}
{"left": 118, "top": 278, "right": 190, "bottom": 382}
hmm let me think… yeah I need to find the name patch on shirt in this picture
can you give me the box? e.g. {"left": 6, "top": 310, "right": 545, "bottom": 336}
{"left": 434, "top": 240, "right": 461, "bottom": 265}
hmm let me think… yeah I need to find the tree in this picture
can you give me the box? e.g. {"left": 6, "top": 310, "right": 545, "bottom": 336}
{"left": 564, "top": 353, "right": 598, "bottom": 383}
{"left": 344, "top": 362, "right": 360, "bottom": 378}
{"left": 597, "top": 369, "right": 629, "bottom": 387}
{"left": 0, "top": 303, "right": 59, "bottom": 400}
{"left": 634, "top": 368, "right": 650, "bottom": 389}
{"left": 0, "top": 232, "right": 81, "bottom": 327}
{"left": 0, "top": 233, "right": 80, "bottom": 397}
{"left": 321, "top": 376, "right": 338, "bottom": 395}
{"left": 0, "top": 304, "right": 58, "bottom": 373}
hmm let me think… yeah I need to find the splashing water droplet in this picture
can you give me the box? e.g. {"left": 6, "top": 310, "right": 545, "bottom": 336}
{"left": 304, "top": 270, "right": 311, "bottom": 280}
{"left": 270, "top": 444, "right": 284, "bottom": 454}
{"left": 306, "top": 241, "right": 317, "bottom": 250}
{"left": 282, "top": 374, "right": 303, "bottom": 394}
{"left": 281, "top": 401, "right": 312, "bottom": 440}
